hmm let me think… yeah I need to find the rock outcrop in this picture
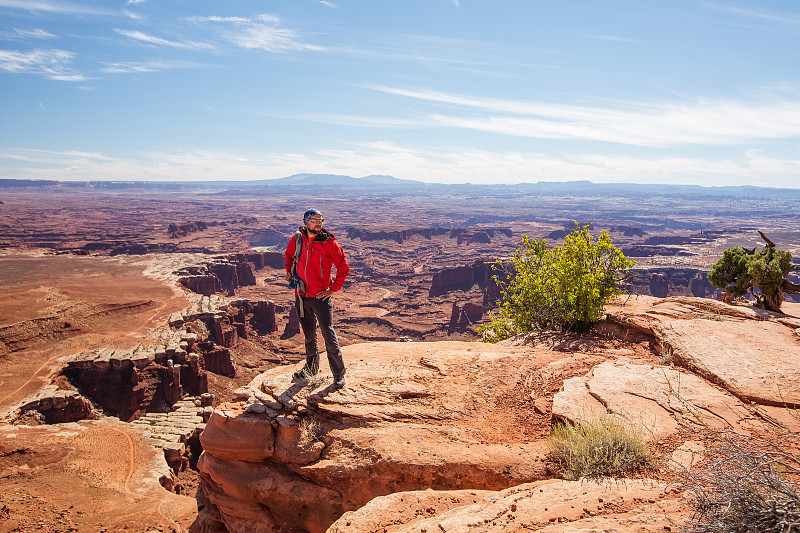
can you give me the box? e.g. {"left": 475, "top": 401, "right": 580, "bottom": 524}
{"left": 430, "top": 260, "right": 494, "bottom": 297}
{"left": 556, "top": 296, "right": 800, "bottom": 431}
{"left": 448, "top": 301, "right": 484, "bottom": 331}
{"left": 190, "top": 295, "right": 800, "bottom": 533}
{"left": 60, "top": 334, "right": 210, "bottom": 421}
{"left": 177, "top": 252, "right": 284, "bottom": 296}
{"left": 191, "top": 341, "right": 554, "bottom": 533}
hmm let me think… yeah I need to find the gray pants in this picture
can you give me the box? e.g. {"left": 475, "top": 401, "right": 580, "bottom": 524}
{"left": 297, "top": 295, "right": 345, "bottom": 379}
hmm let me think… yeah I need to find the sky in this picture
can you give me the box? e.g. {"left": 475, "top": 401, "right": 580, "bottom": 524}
{"left": 1, "top": 1, "right": 799, "bottom": 187}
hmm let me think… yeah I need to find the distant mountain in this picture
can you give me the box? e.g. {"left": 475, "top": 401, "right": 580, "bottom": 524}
{"left": 265, "top": 173, "right": 426, "bottom": 187}
{"left": 1, "top": 175, "right": 799, "bottom": 199}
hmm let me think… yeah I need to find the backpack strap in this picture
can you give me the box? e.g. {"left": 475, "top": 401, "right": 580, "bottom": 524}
{"left": 290, "top": 230, "right": 306, "bottom": 296}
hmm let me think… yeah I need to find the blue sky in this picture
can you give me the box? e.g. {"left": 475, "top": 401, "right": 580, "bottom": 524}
{"left": 1, "top": 0, "right": 799, "bottom": 187}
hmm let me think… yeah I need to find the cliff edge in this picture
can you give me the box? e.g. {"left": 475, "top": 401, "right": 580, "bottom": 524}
{"left": 190, "top": 296, "right": 800, "bottom": 532}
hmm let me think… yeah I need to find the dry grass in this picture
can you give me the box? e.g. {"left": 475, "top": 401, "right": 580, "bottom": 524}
{"left": 299, "top": 418, "right": 322, "bottom": 443}
{"left": 547, "top": 414, "right": 655, "bottom": 480}
{"left": 682, "top": 432, "right": 800, "bottom": 533}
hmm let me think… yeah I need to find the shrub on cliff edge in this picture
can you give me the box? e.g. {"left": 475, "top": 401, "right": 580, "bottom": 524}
{"left": 478, "top": 224, "right": 634, "bottom": 341}
{"left": 708, "top": 231, "right": 800, "bottom": 312}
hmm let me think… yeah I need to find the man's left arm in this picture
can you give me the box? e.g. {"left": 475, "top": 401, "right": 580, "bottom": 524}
{"left": 329, "top": 241, "right": 350, "bottom": 292}
{"left": 317, "top": 241, "right": 350, "bottom": 299}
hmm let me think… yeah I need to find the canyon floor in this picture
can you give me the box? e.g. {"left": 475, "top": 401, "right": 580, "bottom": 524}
{"left": 1, "top": 182, "right": 800, "bottom": 532}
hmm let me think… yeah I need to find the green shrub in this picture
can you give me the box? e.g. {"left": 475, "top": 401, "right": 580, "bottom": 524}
{"left": 547, "top": 415, "right": 655, "bottom": 480}
{"left": 478, "top": 224, "right": 634, "bottom": 341}
{"left": 709, "top": 244, "right": 795, "bottom": 312}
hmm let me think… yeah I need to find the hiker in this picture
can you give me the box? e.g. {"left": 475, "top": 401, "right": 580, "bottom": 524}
{"left": 284, "top": 208, "right": 350, "bottom": 388}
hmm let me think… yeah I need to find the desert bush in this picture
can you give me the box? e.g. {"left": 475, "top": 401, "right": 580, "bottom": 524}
{"left": 547, "top": 415, "right": 654, "bottom": 480}
{"left": 299, "top": 417, "right": 322, "bottom": 442}
{"left": 682, "top": 432, "right": 800, "bottom": 533}
{"left": 708, "top": 233, "right": 800, "bottom": 312}
{"left": 478, "top": 224, "right": 634, "bottom": 341}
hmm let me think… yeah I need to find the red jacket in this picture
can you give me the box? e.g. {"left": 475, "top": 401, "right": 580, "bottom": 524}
{"left": 285, "top": 227, "right": 350, "bottom": 297}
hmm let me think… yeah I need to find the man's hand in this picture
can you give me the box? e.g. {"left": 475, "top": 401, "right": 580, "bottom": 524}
{"left": 316, "top": 288, "right": 334, "bottom": 300}
{"left": 285, "top": 272, "right": 292, "bottom": 283}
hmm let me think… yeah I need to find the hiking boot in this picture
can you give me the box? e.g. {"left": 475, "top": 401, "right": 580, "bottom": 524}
{"left": 291, "top": 366, "right": 318, "bottom": 383}
{"left": 331, "top": 375, "right": 346, "bottom": 389}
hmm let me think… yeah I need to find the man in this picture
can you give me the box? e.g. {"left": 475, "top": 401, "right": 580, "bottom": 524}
{"left": 284, "top": 208, "right": 350, "bottom": 388}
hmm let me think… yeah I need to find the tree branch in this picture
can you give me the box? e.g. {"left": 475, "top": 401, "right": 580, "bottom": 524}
{"left": 758, "top": 230, "right": 776, "bottom": 248}
{"left": 783, "top": 279, "right": 800, "bottom": 295}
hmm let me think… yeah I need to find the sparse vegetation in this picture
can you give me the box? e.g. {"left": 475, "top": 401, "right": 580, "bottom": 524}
{"left": 547, "top": 414, "right": 654, "bottom": 480}
{"left": 479, "top": 224, "right": 634, "bottom": 341}
{"left": 299, "top": 417, "right": 322, "bottom": 442}
{"left": 682, "top": 432, "right": 800, "bottom": 533}
{"left": 709, "top": 231, "right": 800, "bottom": 312}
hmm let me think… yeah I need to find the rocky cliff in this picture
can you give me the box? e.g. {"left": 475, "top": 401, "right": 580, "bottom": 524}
{"left": 189, "top": 296, "right": 800, "bottom": 533}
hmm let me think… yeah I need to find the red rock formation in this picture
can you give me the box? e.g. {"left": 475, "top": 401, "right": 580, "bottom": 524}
{"left": 179, "top": 275, "right": 221, "bottom": 296}
{"left": 690, "top": 272, "right": 710, "bottom": 297}
{"left": 191, "top": 341, "right": 550, "bottom": 533}
{"left": 430, "top": 260, "right": 496, "bottom": 297}
{"left": 649, "top": 272, "right": 669, "bottom": 298}
{"left": 211, "top": 315, "right": 239, "bottom": 347}
{"left": 202, "top": 347, "right": 235, "bottom": 377}
{"left": 448, "top": 302, "right": 484, "bottom": 330}
{"left": 283, "top": 305, "right": 300, "bottom": 338}
{"left": 167, "top": 221, "right": 208, "bottom": 238}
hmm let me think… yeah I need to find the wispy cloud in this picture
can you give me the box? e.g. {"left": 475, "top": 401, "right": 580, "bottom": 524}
{"left": 319, "top": 1, "right": 337, "bottom": 7}
{"left": 0, "top": 28, "right": 57, "bottom": 40}
{"left": 0, "top": 0, "right": 115, "bottom": 15}
{"left": 365, "top": 85, "right": 800, "bottom": 147}
{"left": 0, "top": 48, "right": 84, "bottom": 80}
{"left": 114, "top": 28, "right": 214, "bottom": 50}
{"left": 100, "top": 59, "right": 198, "bottom": 74}
{"left": 188, "top": 14, "right": 326, "bottom": 53}
{"left": 704, "top": 2, "right": 800, "bottom": 28}
{"left": 123, "top": 9, "right": 143, "bottom": 21}
{"left": 126, "top": 0, "right": 146, "bottom": 4}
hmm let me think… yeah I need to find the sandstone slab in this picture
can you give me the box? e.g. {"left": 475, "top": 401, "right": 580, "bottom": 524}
{"left": 606, "top": 296, "right": 800, "bottom": 407}
{"left": 329, "top": 478, "right": 687, "bottom": 532}
{"left": 552, "top": 360, "right": 756, "bottom": 437}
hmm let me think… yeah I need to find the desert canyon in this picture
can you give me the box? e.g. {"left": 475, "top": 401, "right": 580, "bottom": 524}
{"left": 1, "top": 175, "right": 800, "bottom": 532}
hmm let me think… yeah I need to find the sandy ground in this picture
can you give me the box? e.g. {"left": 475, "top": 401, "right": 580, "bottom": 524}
{"left": 0, "top": 253, "right": 197, "bottom": 532}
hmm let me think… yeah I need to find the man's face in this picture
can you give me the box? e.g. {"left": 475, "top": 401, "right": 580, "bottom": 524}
{"left": 306, "top": 214, "right": 324, "bottom": 233}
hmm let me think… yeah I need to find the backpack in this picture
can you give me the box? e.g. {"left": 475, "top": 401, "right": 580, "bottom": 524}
{"left": 288, "top": 230, "right": 306, "bottom": 295}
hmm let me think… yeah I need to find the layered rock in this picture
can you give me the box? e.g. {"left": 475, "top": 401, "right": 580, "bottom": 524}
{"left": 131, "top": 396, "right": 213, "bottom": 492}
{"left": 191, "top": 341, "right": 554, "bottom": 533}
{"left": 15, "top": 385, "right": 94, "bottom": 424}
{"left": 448, "top": 301, "right": 484, "bottom": 331}
{"left": 347, "top": 226, "right": 449, "bottom": 243}
{"left": 189, "top": 296, "right": 800, "bottom": 533}
{"left": 61, "top": 333, "right": 209, "bottom": 421}
{"left": 571, "top": 296, "right": 800, "bottom": 426}
{"left": 430, "top": 260, "right": 495, "bottom": 297}
{"left": 649, "top": 272, "right": 669, "bottom": 298}
{"left": 177, "top": 252, "right": 285, "bottom": 296}
{"left": 168, "top": 221, "right": 208, "bottom": 238}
